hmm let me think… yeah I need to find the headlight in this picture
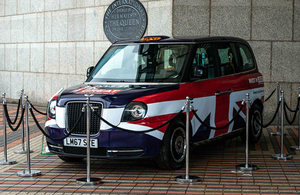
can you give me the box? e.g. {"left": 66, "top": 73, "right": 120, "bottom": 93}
{"left": 47, "top": 99, "right": 57, "bottom": 119}
{"left": 121, "top": 102, "right": 147, "bottom": 122}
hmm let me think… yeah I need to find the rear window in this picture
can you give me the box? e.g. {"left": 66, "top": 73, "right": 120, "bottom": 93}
{"left": 239, "top": 44, "right": 255, "bottom": 71}
{"left": 215, "top": 42, "right": 239, "bottom": 76}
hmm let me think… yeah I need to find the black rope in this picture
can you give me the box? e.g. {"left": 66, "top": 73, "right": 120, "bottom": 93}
{"left": 3, "top": 104, "right": 25, "bottom": 131}
{"left": 284, "top": 97, "right": 300, "bottom": 113}
{"left": 28, "top": 100, "right": 47, "bottom": 115}
{"left": 29, "top": 107, "right": 84, "bottom": 141}
{"left": 284, "top": 102, "right": 299, "bottom": 125}
{"left": 4, "top": 99, "right": 21, "bottom": 125}
{"left": 254, "top": 100, "right": 281, "bottom": 128}
{"left": 264, "top": 86, "right": 277, "bottom": 103}
{"left": 192, "top": 103, "right": 244, "bottom": 130}
{"left": 93, "top": 109, "right": 184, "bottom": 133}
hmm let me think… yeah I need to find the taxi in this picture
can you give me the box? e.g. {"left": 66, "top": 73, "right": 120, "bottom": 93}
{"left": 45, "top": 36, "right": 264, "bottom": 169}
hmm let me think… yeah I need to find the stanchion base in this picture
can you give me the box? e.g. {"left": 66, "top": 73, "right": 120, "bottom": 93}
{"left": 13, "top": 149, "right": 33, "bottom": 154}
{"left": 76, "top": 178, "right": 101, "bottom": 185}
{"left": 175, "top": 175, "right": 200, "bottom": 184}
{"left": 270, "top": 131, "right": 286, "bottom": 136}
{"left": 290, "top": 146, "right": 300, "bottom": 150}
{"left": 236, "top": 164, "right": 258, "bottom": 171}
{"left": 270, "top": 131, "right": 280, "bottom": 136}
{"left": 272, "top": 154, "right": 292, "bottom": 160}
{"left": 270, "top": 132, "right": 286, "bottom": 136}
{"left": 0, "top": 160, "right": 17, "bottom": 165}
{"left": 17, "top": 170, "right": 41, "bottom": 177}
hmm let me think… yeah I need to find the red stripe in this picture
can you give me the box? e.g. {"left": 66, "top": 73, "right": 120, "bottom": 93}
{"left": 214, "top": 94, "right": 229, "bottom": 137}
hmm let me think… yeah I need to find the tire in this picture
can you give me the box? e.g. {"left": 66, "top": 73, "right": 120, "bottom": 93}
{"left": 58, "top": 155, "right": 84, "bottom": 162}
{"left": 156, "top": 120, "right": 186, "bottom": 170}
{"left": 249, "top": 104, "right": 263, "bottom": 143}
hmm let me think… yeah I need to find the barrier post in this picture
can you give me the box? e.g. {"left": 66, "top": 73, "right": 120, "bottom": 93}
{"left": 175, "top": 97, "right": 199, "bottom": 183}
{"left": 17, "top": 96, "right": 41, "bottom": 177}
{"left": 236, "top": 93, "right": 258, "bottom": 171}
{"left": 271, "top": 82, "right": 281, "bottom": 136}
{"left": 77, "top": 94, "right": 101, "bottom": 185}
{"left": 14, "top": 89, "right": 33, "bottom": 154}
{"left": 0, "top": 93, "right": 17, "bottom": 165}
{"left": 272, "top": 90, "right": 292, "bottom": 160}
{"left": 290, "top": 87, "right": 300, "bottom": 150}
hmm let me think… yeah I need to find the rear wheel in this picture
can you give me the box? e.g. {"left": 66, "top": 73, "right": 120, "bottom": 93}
{"left": 58, "top": 155, "right": 84, "bottom": 162}
{"left": 249, "top": 104, "right": 263, "bottom": 143}
{"left": 156, "top": 120, "right": 186, "bottom": 170}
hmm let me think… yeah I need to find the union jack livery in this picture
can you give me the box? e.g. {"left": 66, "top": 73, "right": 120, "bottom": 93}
{"left": 46, "top": 36, "right": 264, "bottom": 169}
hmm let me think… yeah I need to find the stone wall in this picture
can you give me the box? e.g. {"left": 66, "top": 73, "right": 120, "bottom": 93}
{"left": 174, "top": 0, "right": 300, "bottom": 124}
{"left": 0, "top": 0, "right": 299, "bottom": 124}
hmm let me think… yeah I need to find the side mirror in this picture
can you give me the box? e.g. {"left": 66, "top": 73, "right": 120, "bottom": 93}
{"left": 86, "top": 66, "right": 95, "bottom": 78}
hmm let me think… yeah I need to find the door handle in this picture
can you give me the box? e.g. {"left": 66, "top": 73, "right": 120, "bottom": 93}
{"left": 215, "top": 89, "right": 233, "bottom": 96}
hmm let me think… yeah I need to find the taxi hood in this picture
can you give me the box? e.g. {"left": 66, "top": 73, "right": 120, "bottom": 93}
{"left": 56, "top": 83, "right": 179, "bottom": 108}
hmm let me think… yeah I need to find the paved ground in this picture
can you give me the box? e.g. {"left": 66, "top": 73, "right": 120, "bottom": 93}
{"left": 1, "top": 103, "right": 300, "bottom": 194}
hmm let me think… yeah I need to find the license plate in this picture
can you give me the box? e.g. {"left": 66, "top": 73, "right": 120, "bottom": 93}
{"left": 64, "top": 138, "right": 98, "bottom": 148}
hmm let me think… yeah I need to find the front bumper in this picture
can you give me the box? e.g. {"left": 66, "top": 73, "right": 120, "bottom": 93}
{"left": 45, "top": 124, "right": 162, "bottom": 159}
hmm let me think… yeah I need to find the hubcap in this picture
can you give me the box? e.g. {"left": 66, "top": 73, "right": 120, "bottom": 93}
{"left": 252, "top": 110, "right": 262, "bottom": 136}
{"left": 170, "top": 127, "right": 186, "bottom": 163}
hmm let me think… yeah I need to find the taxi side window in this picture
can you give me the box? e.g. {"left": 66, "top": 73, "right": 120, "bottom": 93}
{"left": 239, "top": 44, "right": 255, "bottom": 71}
{"left": 191, "top": 43, "right": 215, "bottom": 80}
{"left": 215, "top": 42, "right": 238, "bottom": 76}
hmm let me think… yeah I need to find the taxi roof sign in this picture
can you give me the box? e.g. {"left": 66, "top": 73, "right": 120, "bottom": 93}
{"left": 141, "top": 36, "right": 170, "bottom": 41}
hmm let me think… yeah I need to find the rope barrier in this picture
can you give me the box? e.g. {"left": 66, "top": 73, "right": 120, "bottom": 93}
{"left": 264, "top": 85, "right": 277, "bottom": 103}
{"left": 284, "top": 104, "right": 298, "bottom": 125}
{"left": 284, "top": 97, "right": 300, "bottom": 112}
{"left": 92, "top": 108, "right": 184, "bottom": 133}
{"left": 5, "top": 98, "right": 22, "bottom": 125}
{"left": 283, "top": 98, "right": 300, "bottom": 125}
{"left": 3, "top": 104, "right": 25, "bottom": 131}
{"left": 191, "top": 102, "right": 244, "bottom": 130}
{"left": 29, "top": 107, "right": 84, "bottom": 141}
{"left": 28, "top": 100, "right": 47, "bottom": 115}
{"left": 3, "top": 85, "right": 299, "bottom": 144}
{"left": 254, "top": 100, "right": 281, "bottom": 128}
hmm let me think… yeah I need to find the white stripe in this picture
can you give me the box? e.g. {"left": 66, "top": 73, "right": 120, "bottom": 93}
{"left": 146, "top": 99, "right": 186, "bottom": 118}
{"left": 119, "top": 122, "right": 164, "bottom": 140}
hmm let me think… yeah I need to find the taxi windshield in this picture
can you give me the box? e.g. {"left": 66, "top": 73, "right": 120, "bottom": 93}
{"left": 87, "top": 44, "right": 191, "bottom": 83}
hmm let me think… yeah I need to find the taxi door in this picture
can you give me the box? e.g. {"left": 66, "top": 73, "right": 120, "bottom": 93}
{"left": 214, "top": 42, "right": 247, "bottom": 136}
{"left": 189, "top": 43, "right": 224, "bottom": 142}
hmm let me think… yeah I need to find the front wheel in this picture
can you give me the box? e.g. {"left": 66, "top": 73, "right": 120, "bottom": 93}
{"left": 156, "top": 120, "right": 186, "bottom": 170}
{"left": 249, "top": 104, "right": 263, "bottom": 143}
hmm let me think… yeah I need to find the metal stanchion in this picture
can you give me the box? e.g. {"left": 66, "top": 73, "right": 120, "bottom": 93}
{"left": 236, "top": 93, "right": 258, "bottom": 171}
{"left": 17, "top": 96, "right": 41, "bottom": 177}
{"left": 290, "top": 87, "right": 300, "bottom": 150}
{"left": 272, "top": 91, "right": 292, "bottom": 160}
{"left": 14, "top": 89, "right": 33, "bottom": 154}
{"left": 271, "top": 82, "right": 282, "bottom": 136}
{"left": 77, "top": 94, "right": 101, "bottom": 185}
{"left": 0, "top": 93, "right": 17, "bottom": 165}
{"left": 175, "top": 97, "right": 199, "bottom": 183}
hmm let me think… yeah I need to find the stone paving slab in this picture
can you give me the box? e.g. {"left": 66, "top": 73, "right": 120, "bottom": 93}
{"left": 1, "top": 103, "right": 300, "bottom": 194}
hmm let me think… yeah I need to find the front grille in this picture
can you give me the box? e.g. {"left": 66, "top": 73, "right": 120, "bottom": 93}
{"left": 64, "top": 146, "right": 107, "bottom": 156}
{"left": 66, "top": 102, "right": 102, "bottom": 135}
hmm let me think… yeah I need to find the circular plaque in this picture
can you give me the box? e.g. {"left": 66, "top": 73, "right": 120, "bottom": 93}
{"left": 104, "top": 0, "right": 148, "bottom": 43}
